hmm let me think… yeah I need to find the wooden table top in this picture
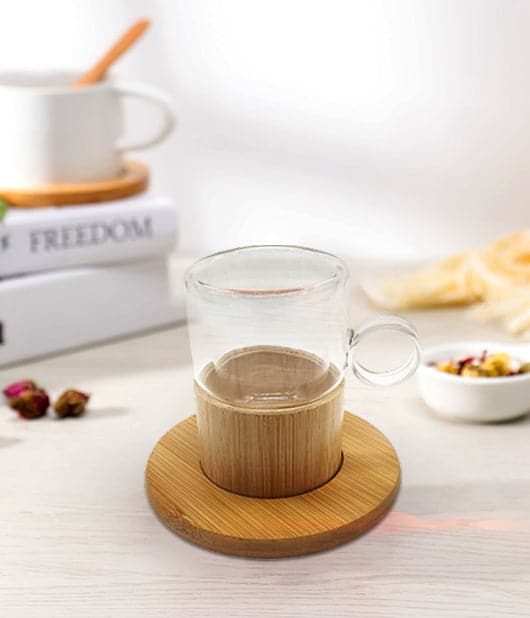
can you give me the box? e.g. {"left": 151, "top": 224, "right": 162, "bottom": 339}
{"left": 1, "top": 294, "right": 529, "bottom": 617}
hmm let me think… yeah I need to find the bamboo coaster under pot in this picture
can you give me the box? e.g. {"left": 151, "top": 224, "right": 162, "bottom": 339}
{"left": 145, "top": 411, "right": 400, "bottom": 558}
{"left": 0, "top": 160, "right": 148, "bottom": 207}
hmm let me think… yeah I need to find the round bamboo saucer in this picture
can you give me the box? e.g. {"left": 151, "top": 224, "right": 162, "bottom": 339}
{"left": 145, "top": 412, "right": 400, "bottom": 558}
{"left": 1, "top": 160, "right": 148, "bottom": 207}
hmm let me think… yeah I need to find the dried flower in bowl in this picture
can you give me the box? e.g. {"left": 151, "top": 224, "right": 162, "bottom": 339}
{"left": 54, "top": 389, "right": 90, "bottom": 418}
{"left": 9, "top": 387, "right": 50, "bottom": 419}
{"left": 434, "top": 350, "right": 528, "bottom": 378}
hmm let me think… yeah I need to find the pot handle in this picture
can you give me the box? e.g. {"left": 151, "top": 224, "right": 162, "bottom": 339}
{"left": 113, "top": 81, "right": 176, "bottom": 152}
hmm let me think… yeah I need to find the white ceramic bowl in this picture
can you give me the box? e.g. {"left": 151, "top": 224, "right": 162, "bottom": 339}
{"left": 417, "top": 342, "right": 530, "bottom": 423}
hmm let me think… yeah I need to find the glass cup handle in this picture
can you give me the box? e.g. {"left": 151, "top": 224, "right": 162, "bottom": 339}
{"left": 347, "top": 315, "right": 421, "bottom": 386}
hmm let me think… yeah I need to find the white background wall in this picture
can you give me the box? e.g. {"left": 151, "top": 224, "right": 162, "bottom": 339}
{"left": 0, "top": 0, "right": 528, "bottom": 262}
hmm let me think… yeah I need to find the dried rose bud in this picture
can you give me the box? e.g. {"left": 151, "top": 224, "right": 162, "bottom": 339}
{"left": 3, "top": 379, "right": 37, "bottom": 399}
{"left": 54, "top": 389, "right": 90, "bottom": 418}
{"left": 9, "top": 388, "right": 50, "bottom": 419}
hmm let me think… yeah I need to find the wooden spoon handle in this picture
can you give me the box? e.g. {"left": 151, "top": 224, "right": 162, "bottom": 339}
{"left": 74, "top": 19, "right": 151, "bottom": 87}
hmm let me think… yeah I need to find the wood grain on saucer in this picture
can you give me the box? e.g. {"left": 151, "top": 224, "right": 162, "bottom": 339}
{"left": 145, "top": 412, "right": 400, "bottom": 558}
{"left": 1, "top": 160, "right": 148, "bottom": 207}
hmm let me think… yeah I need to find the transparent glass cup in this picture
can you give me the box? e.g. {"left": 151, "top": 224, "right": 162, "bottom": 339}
{"left": 185, "top": 245, "right": 420, "bottom": 498}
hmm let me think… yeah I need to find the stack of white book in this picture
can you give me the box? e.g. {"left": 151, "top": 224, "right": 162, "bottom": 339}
{"left": 0, "top": 195, "right": 184, "bottom": 366}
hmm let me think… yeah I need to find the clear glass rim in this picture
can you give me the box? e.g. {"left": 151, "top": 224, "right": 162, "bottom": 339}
{"left": 185, "top": 244, "right": 348, "bottom": 296}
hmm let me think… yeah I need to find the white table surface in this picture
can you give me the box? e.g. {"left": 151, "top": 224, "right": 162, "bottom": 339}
{"left": 1, "top": 294, "right": 529, "bottom": 617}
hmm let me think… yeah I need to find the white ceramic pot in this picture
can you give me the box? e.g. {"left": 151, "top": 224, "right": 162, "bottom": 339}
{"left": 0, "top": 70, "right": 176, "bottom": 187}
